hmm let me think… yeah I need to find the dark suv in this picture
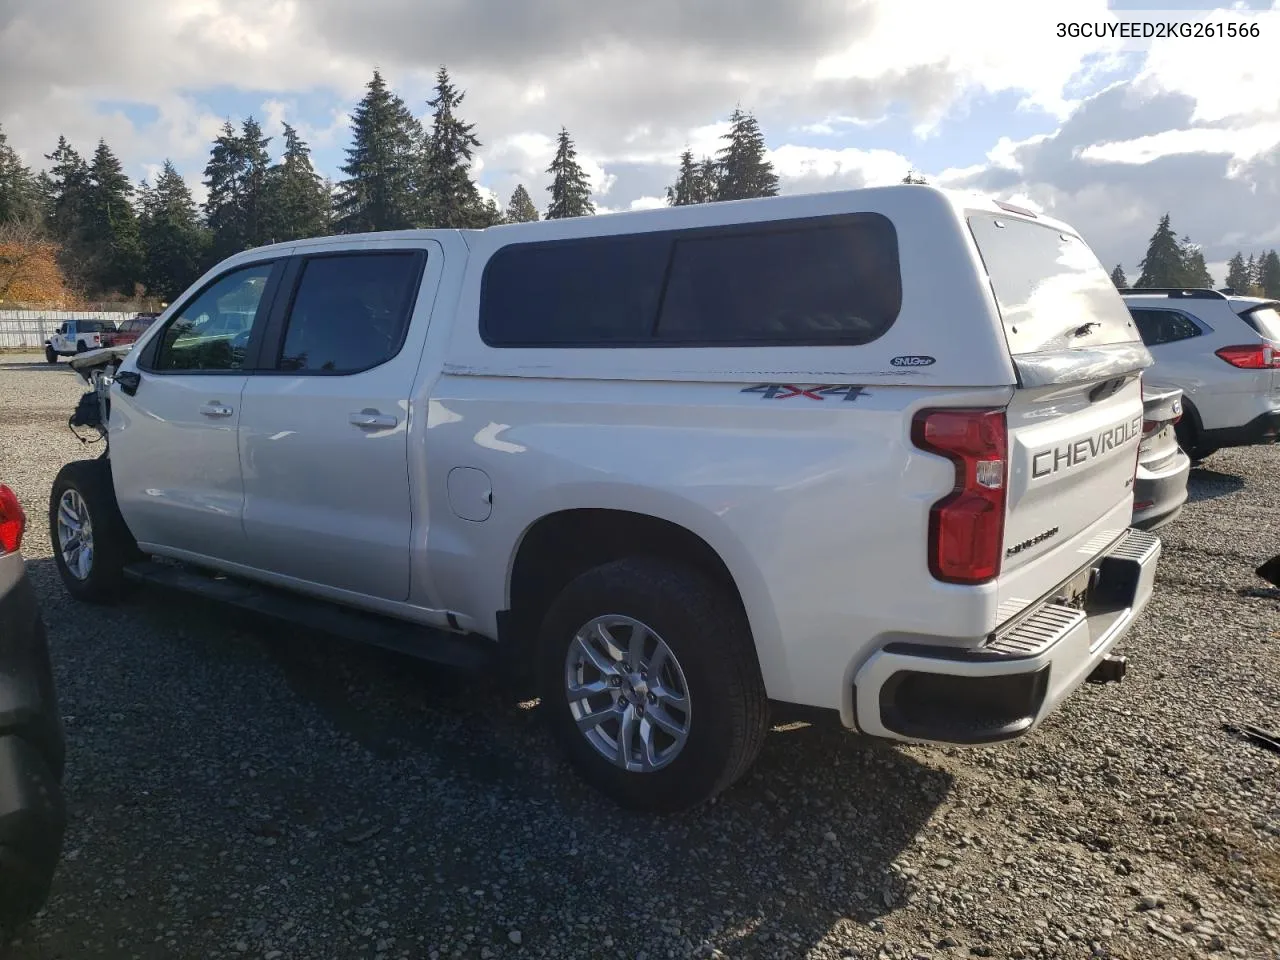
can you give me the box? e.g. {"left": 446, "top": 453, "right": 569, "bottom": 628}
{"left": 0, "top": 484, "right": 66, "bottom": 940}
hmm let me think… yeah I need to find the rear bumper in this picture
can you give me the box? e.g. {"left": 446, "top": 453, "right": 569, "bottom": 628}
{"left": 851, "top": 528, "right": 1160, "bottom": 745}
{"left": 0, "top": 568, "right": 66, "bottom": 932}
{"left": 1133, "top": 449, "right": 1191, "bottom": 531}
{"left": 1201, "top": 409, "right": 1280, "bottom": 450}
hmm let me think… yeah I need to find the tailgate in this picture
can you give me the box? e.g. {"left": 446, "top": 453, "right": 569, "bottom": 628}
{"left": 967, "top": 211, "right": 1152, "bottom": 624}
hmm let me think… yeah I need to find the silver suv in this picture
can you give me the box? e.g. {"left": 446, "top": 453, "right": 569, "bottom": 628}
{"left": 1122, "top": 289, "right": 1280, "bottom": 462}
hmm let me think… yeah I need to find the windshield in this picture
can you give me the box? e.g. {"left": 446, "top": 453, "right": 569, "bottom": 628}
{"left": 968, "top": 214, "right": 1139, "bottom": 356}
{"left": 1241, "top": 305, "right": 1280, "bottom": 343}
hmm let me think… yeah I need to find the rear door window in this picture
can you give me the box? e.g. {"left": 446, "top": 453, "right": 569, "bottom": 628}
{"left": 275, "top": 252, "right": 425, "bottom": 374}
{"left": 968, "top": 214, "right": 1138, "bottom": 356}
{"left": 1128, "top": 308, "right": 1204, "bottom": 346}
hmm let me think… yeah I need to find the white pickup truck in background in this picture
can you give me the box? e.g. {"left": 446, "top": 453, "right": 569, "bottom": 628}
{"left": 44, "top": 319, "right": 113, "bottom": 363}
{"left": 51, "top": 185, "right": 1162, "bottom": 811}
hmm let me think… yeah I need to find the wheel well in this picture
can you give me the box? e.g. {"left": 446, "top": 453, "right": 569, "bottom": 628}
{"left": 502, "top": 509, "right": 747, "bottom": 674}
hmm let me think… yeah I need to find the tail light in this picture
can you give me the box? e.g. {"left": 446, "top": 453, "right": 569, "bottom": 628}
{"left": 1215, "top": 344, "right": 1279, "bottom": 369}
{"left": 0, "top": 484, "right": 25, "bottom": 554}
{"left": 911, "top": 408, "right": 1007, "bottom": 585}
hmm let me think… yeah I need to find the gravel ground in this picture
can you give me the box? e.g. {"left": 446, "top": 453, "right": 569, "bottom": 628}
{"left": 1, "top": 353, "right": 1278, "bottom": 960}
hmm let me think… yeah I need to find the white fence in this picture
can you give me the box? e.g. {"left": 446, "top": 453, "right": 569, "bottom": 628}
{"left": 0, "top": 310, "right": 136, "bottom": 349}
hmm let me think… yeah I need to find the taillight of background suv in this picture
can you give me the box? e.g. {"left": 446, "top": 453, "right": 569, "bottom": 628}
{"left": 1215, "top": 344, "right": 1280, "bottom": 369}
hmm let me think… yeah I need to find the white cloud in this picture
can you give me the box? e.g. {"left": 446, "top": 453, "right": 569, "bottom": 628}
{"left": 1081, "top": 124, "right": 1280, "bottom": 166}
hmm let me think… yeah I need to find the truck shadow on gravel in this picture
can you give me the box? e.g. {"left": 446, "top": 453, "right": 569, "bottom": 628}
{"left": 30, "top": 561, "right": 951, "bottom": 958}
{"left": 1186, "top": 465, "right": 1246, "bottom": 503}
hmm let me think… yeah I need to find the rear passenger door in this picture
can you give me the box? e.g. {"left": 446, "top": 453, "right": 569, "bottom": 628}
{"left": 236, "top": 243, "right": 438, "bottom": 602}
{"left": 1128, "top": 307, "right": 1218, "bottom": 409}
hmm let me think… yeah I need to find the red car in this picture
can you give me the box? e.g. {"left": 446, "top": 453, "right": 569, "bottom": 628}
{"left": 102, "top": 313, "right": 158, "bottom": 349}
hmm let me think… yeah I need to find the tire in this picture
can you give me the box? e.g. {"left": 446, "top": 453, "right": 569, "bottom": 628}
{"left": 536, "top": 557, "right": 769, "bottom": 812}
{"left": 48, "top": 459, "right": 141, "bottom": 604}
{"left": 75, "top": 341, "right": 87, "bottom": 354}
{"left": 1174, "top": 416, "right": 1215, "bottom": 464}
{"left": 44, "top": 347, "right": 57, "bottom": 364}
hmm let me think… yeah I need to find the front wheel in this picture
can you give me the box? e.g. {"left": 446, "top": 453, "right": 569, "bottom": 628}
{"left": 537, "top": 558, "right": 769, "bottom": 812}
{"left": 48, "top": 459, "right": 140, "bottom": 604}
{"left": 44, "top": 347, "right": 57, "bottom": 364}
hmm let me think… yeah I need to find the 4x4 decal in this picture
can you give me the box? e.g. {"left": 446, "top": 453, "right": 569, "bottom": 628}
{"left": 741, "top": 384, "right": 868, "bottom": 401}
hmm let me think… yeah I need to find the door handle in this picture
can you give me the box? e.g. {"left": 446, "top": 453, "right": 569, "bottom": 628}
{"left": 199, "top": 402, "right": 234, "bottom": 418}
{"left": 349, "top": 411, "right": 398, "bottom": 429}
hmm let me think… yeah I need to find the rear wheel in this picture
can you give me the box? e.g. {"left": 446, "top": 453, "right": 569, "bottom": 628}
{"left": 1174, "top": 416, "right": 1215, "bottom": 464}
{"left": 537, "top": 557, "right": 768, "bottom": 812}
{"left": 75, "top": 341, "right": 87, "bottom": 354}
{"left": 48, "top": 459, "right": 141, "bottom": 604}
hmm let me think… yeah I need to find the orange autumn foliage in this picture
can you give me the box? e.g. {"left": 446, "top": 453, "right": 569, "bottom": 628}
{"left": 0, "top": 223, "right": 75, "bottom": 307}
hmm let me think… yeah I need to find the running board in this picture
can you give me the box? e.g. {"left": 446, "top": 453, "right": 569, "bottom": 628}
{"left": 123, "top": 561, "right": 495, "bottom": 671}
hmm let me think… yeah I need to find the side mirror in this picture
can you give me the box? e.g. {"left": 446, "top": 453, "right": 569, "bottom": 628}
{"left": 115, "top": 371, "right": 141, "bottom": 396}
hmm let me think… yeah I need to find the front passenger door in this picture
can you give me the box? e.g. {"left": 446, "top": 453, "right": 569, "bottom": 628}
{"left": 110, "top": 259, "right": 284, "bottom": 563}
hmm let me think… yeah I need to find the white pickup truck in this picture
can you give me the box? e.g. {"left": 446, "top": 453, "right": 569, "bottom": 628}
{"left": 50, "top": 186, "right": 1162, "bottom": 811}
{"left": 45, "top": 319, "right": 113, "bottom": 362}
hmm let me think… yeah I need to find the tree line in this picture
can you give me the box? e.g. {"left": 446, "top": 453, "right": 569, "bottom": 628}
{"left": 1111, "top": 213, "right": 1280, "bottom": 298}
{"left": 0, "top": 67, "right": 785, "bottom": 306}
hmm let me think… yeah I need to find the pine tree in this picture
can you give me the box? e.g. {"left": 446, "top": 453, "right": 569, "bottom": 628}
{"left": 42, "top": 137, "right": 91, "bottom": 251}
{"left": 545, "top": 127, "right": 594, "bottom": 219}
{"left": 1225, "top": 252, "right": 1250, "bottom": 292}
{"left": 667, "top": 150, "right": 700, "bottom": 206}
{"left": 1245, "top": 254, "right": 1261, "bottom": 294}
{"left": 139, "top": 160, "right": 208, "bottom": 299}
{"left": 1258, "top": 250, "right": 1280, "bottom": 299}
{"left": 239, "top": 117, "right": 272, "bottom": 248}
{"left": 0, "top": 124, "right": 40, "bottom": 225}
{"left": 203, "top": 117, "right": 274, "bottom": 260}
{"left": 264, "top": 123, "right": 330, "bottom": 242}
{"left": 715, "top": 108, "right": 779, "bottom": 201}
{"left": 1110, "top": 265, "right": 1128, "bottom": 290}
{"left": 697, "top": 157, "right": 719, "bottom": 202}
{"left": 336, "top": 70, "right": 422, "bottom": 233}
{"left": 666, "top": 150, "right": 718, "bottom": 206}
{"left": 1179, "top": 236, "right": 1213, "bottom": 289}
{"left": 505, "top": 184, "right": 539, "bottom": 223}
{"left": 1135, "top": 214, "right": 1187, "bottom": 288}
{"left": 417, "top": 66, "right": 487, "bottom": 228}
{"left": 83, "top": 139, "right": 143, "bottom": 294}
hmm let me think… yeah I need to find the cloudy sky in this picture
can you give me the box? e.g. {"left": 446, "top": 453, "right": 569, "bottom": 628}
{"left": 1, "top": 0, "right": 1277, "bottom": 280}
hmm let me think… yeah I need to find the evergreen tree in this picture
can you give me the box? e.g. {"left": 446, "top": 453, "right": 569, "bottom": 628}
{"left": 42, "top": 136, "right": 91, "bottom": 251}
{"left": 666, "top": 150, "right": 718, "bottom": 206}
{"left": 0, "top": 124, "right": 40, "bottom": 224}
{"left": 264, "top": 123, "right": 330, "bottom": 242}
{"left": 239, "top": 117, "right": 272, "bottom": 247}
{"left": 203, "top": 118, "right": 273, "bottom": 261}
{"left": 1258, "top": 250, "right": 1280, "bottom": 299}
{"left": 667, "top": 149, "right": 700, "bottom": 206}
{"left": 1246, "top": 254, "right": 1260, "bottom": 294}
{"left": 505, "top": 184, "right": 539, "bottom": 223}
{"left": 1135, "top": 214, "right": 1187, "bottom": 288}
{"left": 83, "top": 139, "right": 143, "bottom": 294}
{"left": 418, "top": 66, "right": 487, "bottom": 228}
{"left": 545, "top": 127, "right": 594, "bottom": 219}
{"left": 697, "top": 157, "right": 719, "bottom": 202}
{"left": 1225, "top": 252, "right": 1250, "bottom": 292}
{"left": 139, "top": 160, "right": 208, "bottom": 299}
{"left": 1179, "top": 236, "right": 1213, "bottom": 289}
{"left": 902, "top": 169, "right": 928, "bottom": 184}
{"left": 714, "top": 108, "right": 778, "bottom": 201}
{"left": 336, "top": 70, "right": 422, "bottom": 233}
{"left": 476, "top": 195, "right": 504, "bottom": 227}
{"left": 1110, "top": 264, "right": 1127, "bottom": 290}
